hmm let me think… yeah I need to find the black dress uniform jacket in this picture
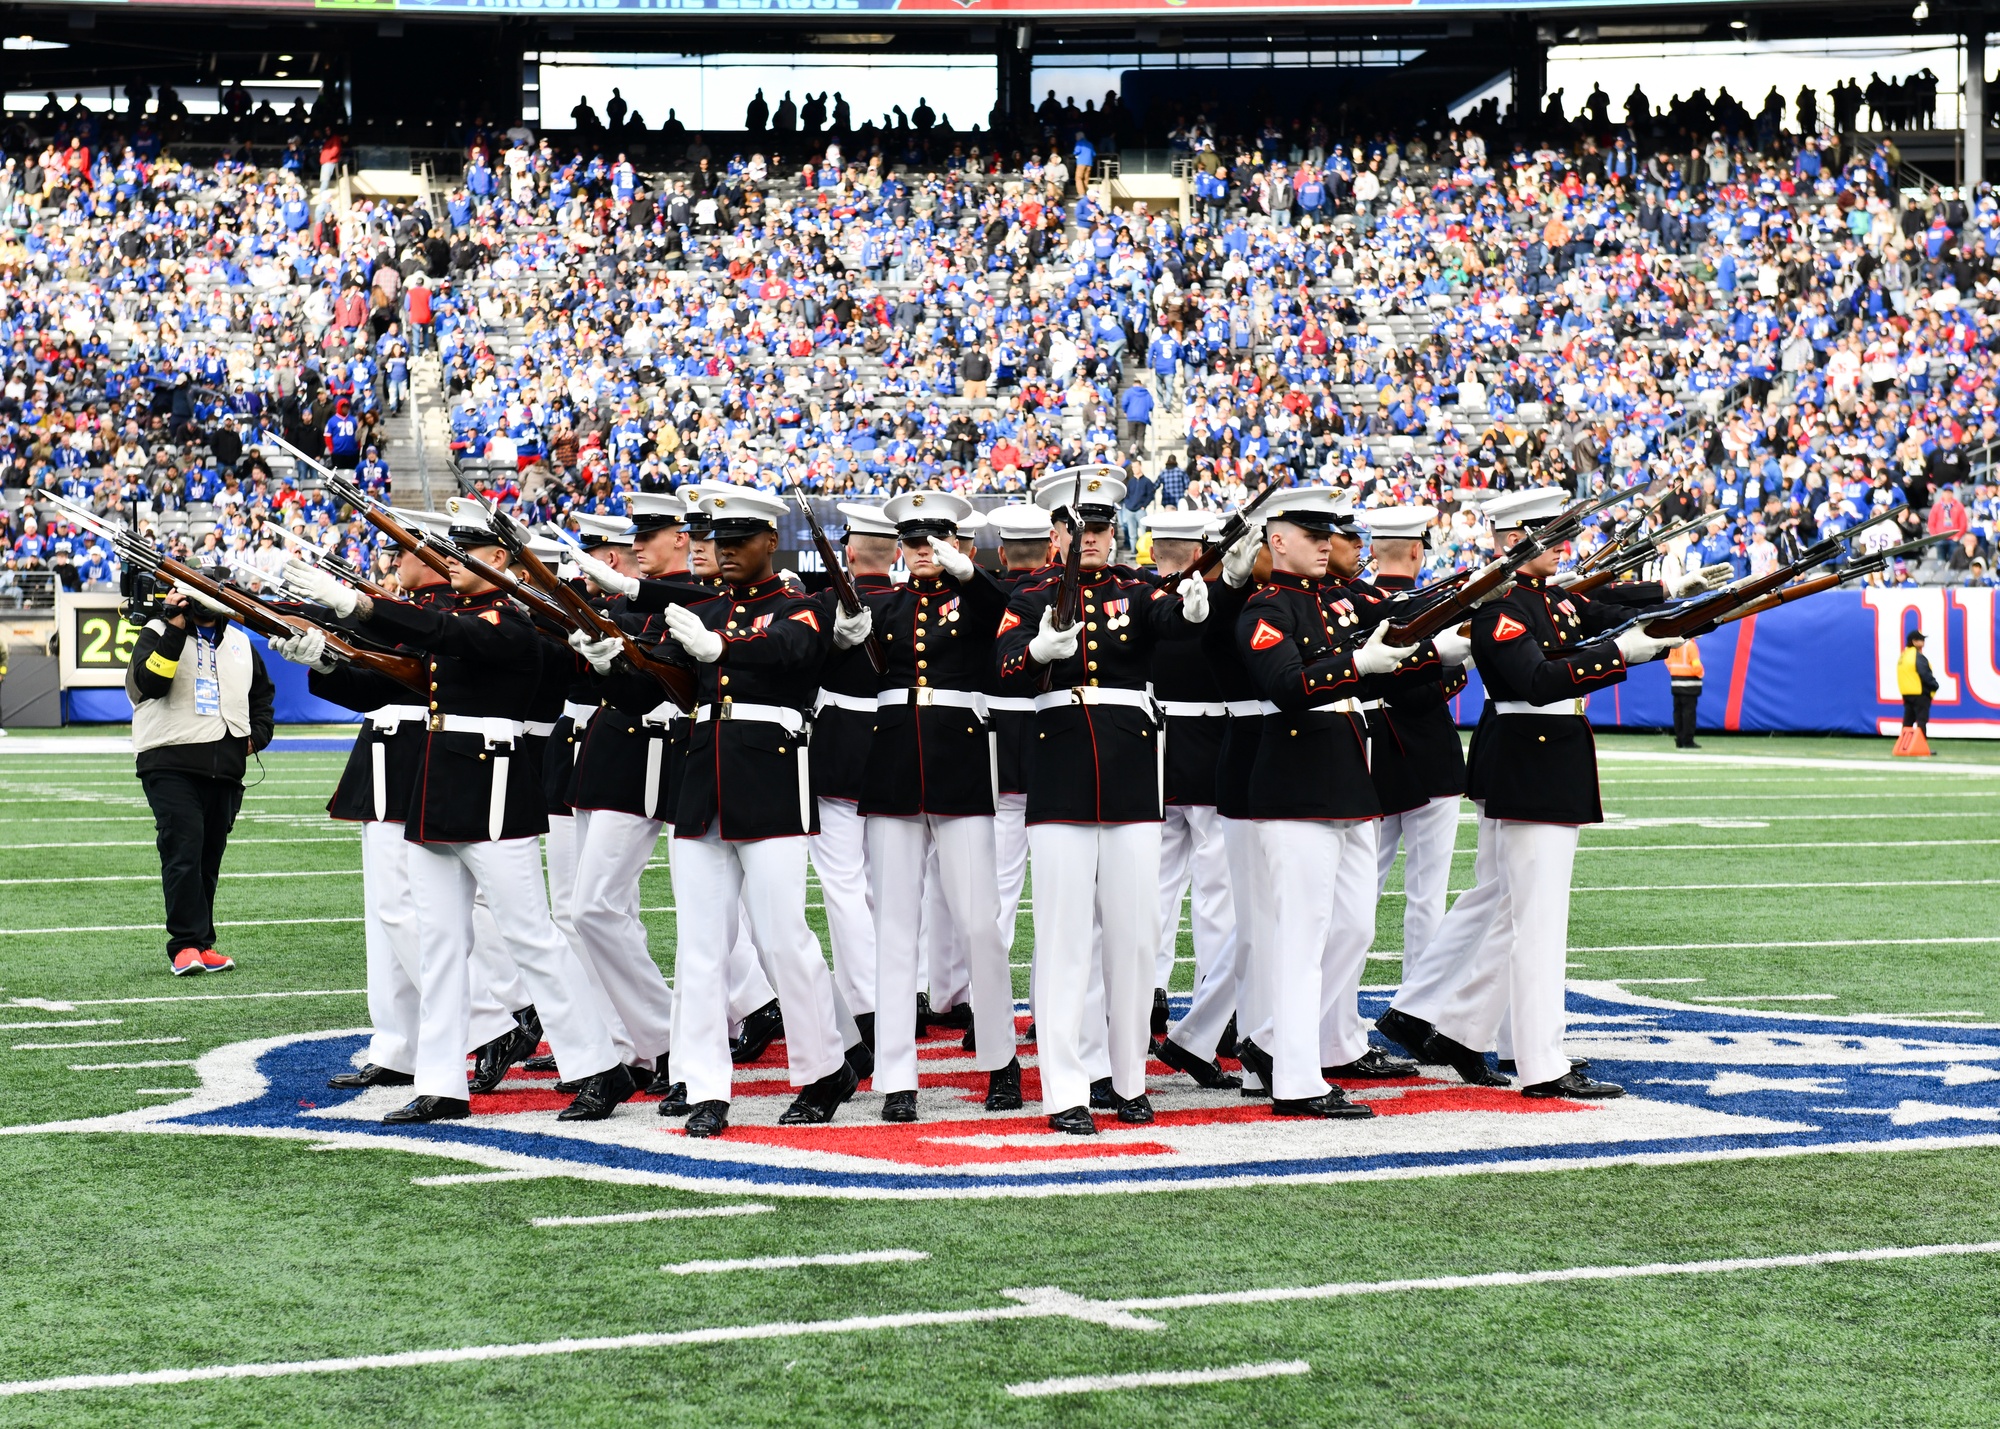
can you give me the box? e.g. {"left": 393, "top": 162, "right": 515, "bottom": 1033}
{"left": 1203, "top": 580, "right": 1261, "bottom": 821}
{"left": 606, "top": 575, "right": 832, "bottom": 841}
{"left": 1337, "top": 576, "right": 1460, "bottom": 814}
{"left": 1467, "top": 575, "right": 1634, "bottom": 825}
{"left": 571, "top": 603, "right": 681, "bottom": 821}
{"left": 859, "top": 568, "right": 1012, "bottom": 818}
{"left": 1363, "top": 573, "right": 1469, "bottom": 802}
{"left": 996, "top": 566, "right": 1202, "bottom": 825}
{"left": 810, "top": 573, "right": 891, "bottom": 804}
{"left": 1154, "top": 573, "right": 1235, "bottom": 809}
{"left": 359, "top": 589, "right": 551, "bottom": 845}
{"left": 311, "top": 583, "right": 452, "bottom": 824}
{"left": 989, "top": 564, "right": 1053, "bottom": 797}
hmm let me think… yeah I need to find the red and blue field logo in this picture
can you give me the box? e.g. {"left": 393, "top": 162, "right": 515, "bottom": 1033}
{"left": 39, "top": 984, "right": 2000, "bottom": 1198}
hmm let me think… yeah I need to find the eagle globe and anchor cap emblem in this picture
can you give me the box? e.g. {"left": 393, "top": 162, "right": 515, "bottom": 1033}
{"left": 22, "top": 987, "right": 2000, "bottom": 1199}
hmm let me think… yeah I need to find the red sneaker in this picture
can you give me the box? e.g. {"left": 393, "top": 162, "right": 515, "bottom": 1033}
{"left": 170, "top": 949, "right": 204, "bottom": 977}
{"left": 196, "top": 948, "right": 235, "bottom": 973}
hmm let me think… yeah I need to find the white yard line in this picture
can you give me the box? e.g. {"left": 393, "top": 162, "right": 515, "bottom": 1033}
{"left": 662, "top": 1250, "right": 929, "bottom": 1276}
{"left": 14, "top": 1038, "right": 185, "bottom": 1051}
{"left": 1691, "top": 994, "right": 1838, "bottom": 1003}
{"left": 1607, "top": 791, "right": 2000, "bottom": 802}
{"left": 68, "top": 1059, "right": 197, "bottom": 1071}
{"left": 6, "top": 990, "right": 364, "bottom": 1011}
{"left": 411, "top": 1170, "right": 568, "bottom": 1187}
{"left": 3, "top": 1243, "right": 1996, "bottom": 1400}
{"left": 0, "top": 870, "right": 361, "bottom": 887}
{"left": 1596, "top": 750, "right": 2000, "bottom": 775}
{"left": 0, "top": 1019, "right": 121, "bottom": 1030}
{"left": 1572, "top": 937, "right": 2000, "bottom": 953}
{"left": 0, "top": 838, "right": 359, "bottom": 851}
{"left": 534, "top": 1204, "right": 775, "bottom": 1229}
{"left": 1569, "top": 840, "right": 2000, "bottom": 853}
{"left": 0, "top": 918, "right": 361, "bottom": 937}
{"left": 1008, "top": 1360, "right": 1311, "bottom": 1398}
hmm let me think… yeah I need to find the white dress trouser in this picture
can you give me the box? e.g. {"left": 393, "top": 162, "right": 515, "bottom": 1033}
{"left": 360, "top": 819, "right": 422, "bottom": 1073}
{"left": 1431, "top": 820, "right": 1580, "bottom": 1087}
{"left": 917, "top": 840, "right": 972, "bottom": 1013}
{"left": 468, "top": 896, "right": 532, "bottom": 1050}
{"left": 994, "top": 790, "right": 1029, "bottom": 952}
{"left": 1376, "top": 794, "right": 1463, "bottom": 978}
{"left": 543, "top": 812, "right": 582, "bottom": 958}
{"left": 868, "top": 813, "right": 1017, "bottom": 1093}
{"left": 811, "top": 797, "right": 878, "bottom": 1018}
{"left": 1393, "top": 807, "right": 1502, "bottom": 1026}
{"left": 405, "top": 837, "right": 621, "bottom": 1100}
{"left": 671, "top": 828, "right": 845, "bottom": 1106}
{"left": 1028, "top": 821, "right": 1161, "bottom": 1112}
{"left": 1158, "top": 803, "right": 1236, "bottom": 1017}
{"left": 571, "top": 807, "right": 676, "bottom": 1070}
{"left": 1216, "top": 814, "right": 1273, "bottom": 1075}
{"left": 1256, "top": 819, "right": 1377, "bottom": 1102}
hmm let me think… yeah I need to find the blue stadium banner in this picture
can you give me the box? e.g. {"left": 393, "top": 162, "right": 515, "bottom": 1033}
{"left": 1449, "top": 589, "right": 2000, "bottom": 740}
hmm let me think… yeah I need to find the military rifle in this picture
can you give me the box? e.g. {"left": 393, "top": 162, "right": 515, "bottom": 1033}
{"left": 1711, "top": 533, "right": 1954, "bottom": 626}
{"left": 1183, "top": 471, "right": 1289, "bottom": 582}
{"left": 1037, "top": 464, "right": 1101, "bottom": 694}
{"left": 786, "top": 482, "right": 886, "bottom": 675}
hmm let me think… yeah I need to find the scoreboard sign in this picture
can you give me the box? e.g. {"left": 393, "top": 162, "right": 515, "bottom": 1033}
{"left": 56, "top": 592, "right": 144, "bottom": 690}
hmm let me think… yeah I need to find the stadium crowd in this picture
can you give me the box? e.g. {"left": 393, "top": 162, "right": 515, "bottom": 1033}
{"left": 6, "top": 79, "right": 2000, "bottom": 608}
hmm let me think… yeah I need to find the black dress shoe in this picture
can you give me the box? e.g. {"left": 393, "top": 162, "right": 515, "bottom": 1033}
{"left": 383, "top": 1095, "right": 469, "bottom": 1124}
{"left": 512, "top": 1004, "right": 543, "bottom": 1048}
{"left": 1116, "top": 1092, "right": 1155, "bottom": 1124}
{"left": 1323, "top": 1047, "right": 1418, "bottom": 1080}
{"left": 853, "top": 1011, "right": 876, "bottom": 1051}
{"left": 1272, "top": 1091, "right": 1376, "bottom": 1120}
{"left": 1496, "top": 1059, "right": 1517, "bottom": 1075}
{"left": 845, "top": 1040, "right": 875, "bottom": 1081}
{"left": 1089, "top": 1076, "right": 1120, "bottom": 1110}
{"left": 685, "top": 1100, "right": 729, "bottom": 1138}
{"left": 984, "top": 1057, "right": 1024, "bottom": 1111}
{"left": 557, "top": 1064, "right": 638, "bottom": 1122}
{"left": 730, "top": 1000, "right": 784, "bottom": 1064}
{"left": 655, "top": 1082, "right": 692, "bottom": 1117}
{"left": 522, "top": 1053, "right": 558, "bottom": 1073}
{"left": 554, "top": 1076, "right": 583, "bottom": 1093}
{"left": 1048, "top": 1105, "right": 1097, "bottom": 1135}
{"left": 1157, "top": 1036, "right": 1244, "bottom": 1090}
{"left": 1150, "top": 987, "right": 1170, "bottom": 1037}
{"left": 1024, "top": 1019, "right": 1037, "bottom": 1042}
{"left": 626, "top": 1063, "right": 655, "bottom": 1093}
{"left": 1234, "top": 1037, "right": 1275, "bottom": 1097}
{"left": 1522, "top": 1069, "right": 1624, "bottom": 1100}
{"left": 1375, "top": 1008, "right": 1437, "bottom": 1063}
{"left": 329, "top": 1063, "right": 414, "bottom": 1090}
{"left": 914, "top": 991, "right": 935, "bottom": 1030}
{"left": 881, "top": 1090, "right": 918, "bottom": 1123}
{"left": 1428, "top": 1032, "right": 1512, "bottom": 1087}
{"left": 779, "top": 1060, "right": 860, "bottom": 1125}
{"left": 931, "top": 1001, "right": 973, "bottom": 1031}
{"left": 1216, "top": 1013, "right": 1239, "bottom": 1061}
{"left": 468, "top": 1024, "right": 536, "bottom": 1094}
{"left": 961, "top": 1023, "right": 977, "bottom": 1053}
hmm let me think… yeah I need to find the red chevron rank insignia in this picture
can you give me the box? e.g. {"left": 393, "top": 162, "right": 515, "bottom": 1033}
{"left": 1493, "top": 614, "right": 1527, "bottom": 641}
{"left": 998, "top": 610, "right": 1022, "bottom": 635}
{"left": 1249, "top": 619, "right": 1284, "bottom": 651}
{"left": 790, "top": 609, "right": 820, "bottom": 632}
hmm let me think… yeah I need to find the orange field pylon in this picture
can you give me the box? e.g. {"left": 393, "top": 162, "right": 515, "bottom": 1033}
{"left": 1892, "top": 726, "right": 1933, "bottom": 757}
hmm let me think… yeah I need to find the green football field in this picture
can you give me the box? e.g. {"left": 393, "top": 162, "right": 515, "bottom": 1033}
{"left": 2, "top": 728, "right": 1999, "bottom": 1426}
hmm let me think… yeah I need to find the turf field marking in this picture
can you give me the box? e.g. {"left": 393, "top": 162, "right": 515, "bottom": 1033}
{"left": 1572, "top": 938, "right": 2000, "bottom": 952}
{"left": 13, "top": 1037, "right": 185, "bottom": 1051}
{"left": 1609, "top": 978, "right": 1706, "bottom": 984}
{"left": 1596, "top": 750, "right": 2000, "bottom": 775}
{"left": 1536, "top": 840, "right": 2000, "bottom": 854}
{"left": 0, "top": 917, "right": 362, "bottom": 937}
{"left": 6, "top": 990, "right": 365, "bottom": 1011}
{"left": 133, "top": 1088, "right": 198, "bottom": 1095}
{"left": 0, "top": 870, "right": 362, "bottom": 886}
{"left": 411, "top": 1170, "right": 567, "bottom": 1187}
{"left": 67, "top": 1059, "right": 197, "bottom": 1071}
{"left": 5, "top": 1243, "right": 1999, "bottom": 1401}
{"left": 534, "top": 1204, "right": 775, "bottom": 1228}
{"left": 0, "top": 1019, "right": 122, "bottom": 1030}
{"left": 1007, "top": 1360, "right": 1311, "bottom": 1398}
{"left": 1612, "top": 791, "right": 2000, "bottom": 802}
{"left": 1601, "top": 810, "right": 1994, "bottom": 824}
{"left": 0, "top": 838, "right": 359, "bottom": 851}
{"left": 662, "top": 1249, "right": 929, "bottom": 1276}
{"left": 1691, "top": 995, "right": 1838, "bottom": 1002}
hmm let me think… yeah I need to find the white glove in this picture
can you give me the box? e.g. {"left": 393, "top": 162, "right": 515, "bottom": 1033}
{"left": 567, "top": 627, "right": 623, "bottom": 675}
{"left": 270, "top": 626, "right": 333, "bottom": 672}
{"left": 1666, "top": 567, "right": 1708, "bottom": 597}
{"left": 1221, "top": 524, "right": 1263, "bottom": 587}
{"left": 172, "top": 581, "right": 235, "bottom": 617}
{"left": 779, "top": 568, "right": 807, "bottom": 591}
{"left": 665, "top": 601, "right": 724, "bottom": 663}
{"left": 1614, "top": 627, "right": 1685, "bottom": 664}
{"left": 574, "top": 549, "right": 639, "bottom": 599}
{"left": 1177, "top": 573, "right": 1210, "bottom": 623}
{"left": 833, "top": 603, "right": 874, "bottom": 650}
{"left": 928, "top": 535, "right": 975, "bottom": 582}
{"left": 1432, "top": 629, "right": 1472, "bottom": 666}
{"left": 1697, "top": 562, "right": 1736, "bottom": 591}
{"left": 283, "top": 558, "right": 358, "bottom": 618}
{"left": 1353, "top": 620, "right": 1422, "bottom": 677}
{"left": 1027, "top": 605, "right": 1081, "bottom": 665}
{"left": 1550, "top": 569, "right": 1584, "bottom": 589}
{"left": 1470, "top": 576, "right": 1516, "bottom": 607}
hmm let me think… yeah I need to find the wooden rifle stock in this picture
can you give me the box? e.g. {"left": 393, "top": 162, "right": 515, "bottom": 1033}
{"left": 1185, "top": 474, "right": 1288, "bottom": 582}
{"left": 789, "top": 485, "right": 886, "bottom": 675}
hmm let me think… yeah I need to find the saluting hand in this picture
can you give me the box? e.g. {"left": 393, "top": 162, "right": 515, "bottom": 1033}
{"left": 666, "top": 602, "right": 725, "bottom": 663}
{"left": 928, "top": 536, "right": 975, "bottom": 582}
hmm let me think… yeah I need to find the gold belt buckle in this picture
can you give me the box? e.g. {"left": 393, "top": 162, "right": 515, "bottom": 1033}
{"left": 718, "top": 702, "right": 734, "bottom": 720}
{"left": 914, "top": 687, "right": 935, "bottom": 707}
{"left": 428, "top": 714, "right": 444, "bottom": 733}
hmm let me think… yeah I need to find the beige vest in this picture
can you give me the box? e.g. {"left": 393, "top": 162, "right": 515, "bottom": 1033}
{"left": 129, "top": 620, "right": 255, "bottom": 754}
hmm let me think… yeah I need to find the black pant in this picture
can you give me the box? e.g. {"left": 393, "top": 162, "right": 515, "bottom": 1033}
{"left": 140, "top": 769, "right": 243, "bottom": 956}
{"left": 1672, "top": 683, "right": 1702, "bottom": 748}
{"left": 1903, "top": 694, "right": 1932, "bottom": 732}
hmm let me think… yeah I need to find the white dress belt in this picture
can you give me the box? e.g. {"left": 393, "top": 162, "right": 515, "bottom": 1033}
{"left": 562, "top": 700, "right": 599, "bottom": 725}
{"left": 367, "top": 703, "right": 429, "bottom": 732}
{"left": 1159, "top": 700, "right": 1228, "bottom": 718}
{"left": 986, "top": 695, "right": 1036, "bottom": 713}
{"left": 1257, "top": 697, "right": 1379, "bottom": 716}
{"left": 1224, "top": 699, "right": 1265, "bottom": 718}
{"left": 813, "top": 689, "right": 878, "bottom": 715}
{"left": 877, "top": 687, "right": 986, "bottom": 713}
{"left": 1495, "top": 698, "right": 1589, "bottom": 717}
{"left": 430, "top": 713, "right": 525, "bottom": 743}
{"left": 641, "top": 700, "right": 682, "bottom": 727}
{"left": 522, "top": 720, "right": 557, "bottom": 737}
{"left": 1034, "top": 686, "right": 1156, "bottom": 713}
{"left": 695, "top": 701, "right": 807, "bottom": 735}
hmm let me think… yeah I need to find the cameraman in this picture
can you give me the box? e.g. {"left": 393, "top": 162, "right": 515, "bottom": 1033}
{"left": 127, "top": 582, "right": 275, "bottom": 976}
